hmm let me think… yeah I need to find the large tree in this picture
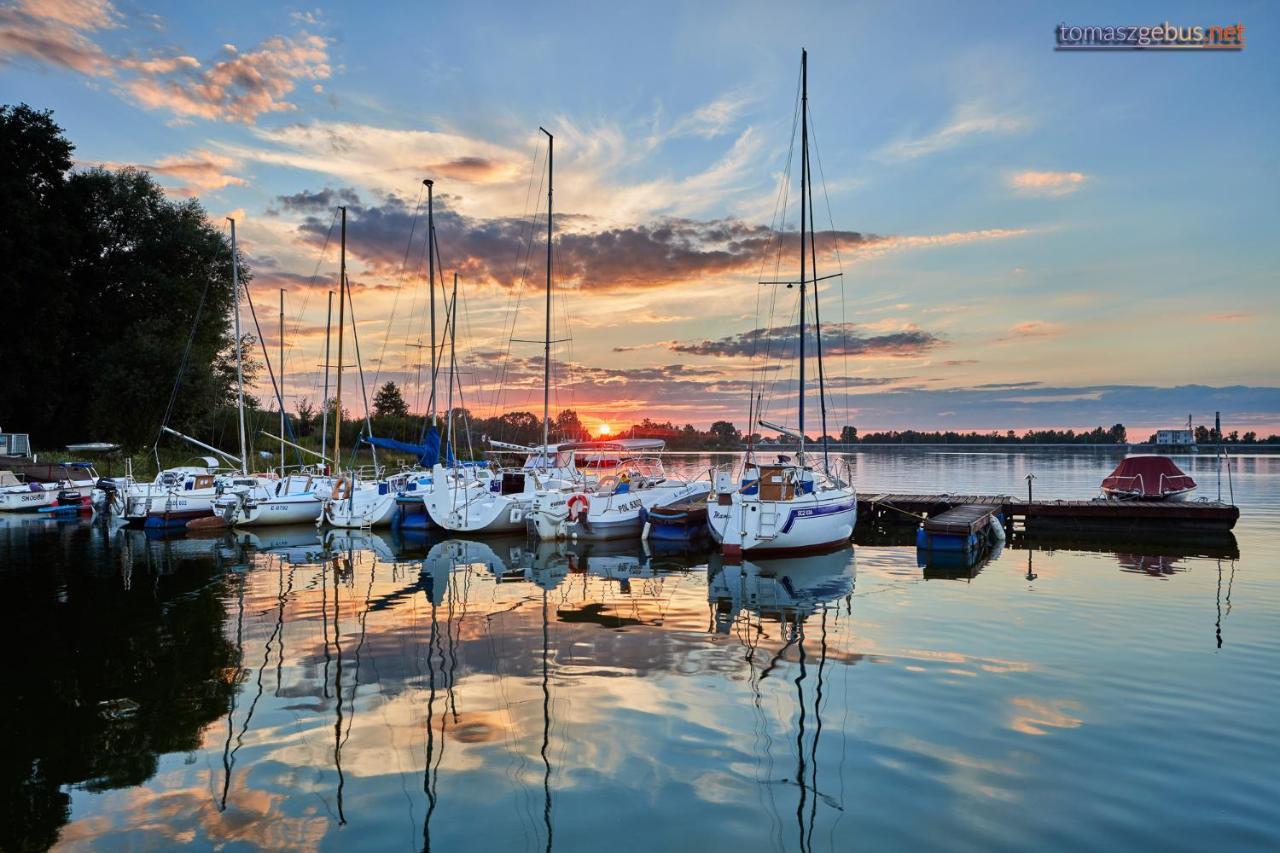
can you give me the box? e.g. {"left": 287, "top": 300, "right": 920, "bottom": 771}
{"left": 0, "top": 106, "right": 242, "bottom": 448}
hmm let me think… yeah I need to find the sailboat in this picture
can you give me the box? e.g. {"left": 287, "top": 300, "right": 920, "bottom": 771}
{"left": 322, "top": 205, "right": 402, "bottom": 529}
{"left": 424, "top": 128, "right": 581, "bottom": 534}
{"left": 707, "top": 50, "right": 858, "bottom": 557}
{"left": 528, "top": 440, "right": 711, "bottom": 541}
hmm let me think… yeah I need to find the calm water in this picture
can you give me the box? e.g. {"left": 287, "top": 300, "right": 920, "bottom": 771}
{"left": 2, "top": 449, "right": 1277, "bottom": 851}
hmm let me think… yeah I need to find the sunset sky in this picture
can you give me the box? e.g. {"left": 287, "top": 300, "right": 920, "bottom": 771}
{"left": 4, "top": 0, "right": 1277, "bottom": 434}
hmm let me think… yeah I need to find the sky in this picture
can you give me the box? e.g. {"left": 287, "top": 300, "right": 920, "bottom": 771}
{"left": 3, "top": 0, "right": 1278, "bottom": 435}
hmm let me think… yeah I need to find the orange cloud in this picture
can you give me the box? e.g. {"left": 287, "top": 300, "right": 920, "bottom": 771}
{"left": 96, "top": 149, "right": 245, "bottom": 195}
{"left": 1008, "top": 170, "right": 1088, "bottom": 196}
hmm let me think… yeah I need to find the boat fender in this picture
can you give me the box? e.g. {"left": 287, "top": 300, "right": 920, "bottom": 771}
{"left": 331, "top": 477, "right": 350, "bottom": 501}
{"left": 989, "top": 515, "right": 1006, "bottom": 543}
{"left": 567, "top": 493, "right": 589, "bottom": 521}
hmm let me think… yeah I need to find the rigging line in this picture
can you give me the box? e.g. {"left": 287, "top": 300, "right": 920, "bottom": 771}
{"left": 495, "top": 147, "right": 548, "bottom": 420}
{"left": 154, "top": 259, "right": 214, "bottom": 454}
{"left": 294, "top": 210, "right": 338, "bottom": 404}
{"left": 242, "top": 277, "right": 304, "bottom": 467}
{"left": 343, "top": 275, "right": 379, "bottom": 473}
{"left": 806, "top": 145, "right": 830, "bottom": 468}
{"left": 806, "top": 105, "right": 853, "bottom": 430}
{"left": 367, "top": 183, "right": 428, "bottom": 397}
{"left": 749, "top": 63, "right": 803, "bottom": 435}
{"left": 491, "top": 141, "right": 547, "bottom": 418}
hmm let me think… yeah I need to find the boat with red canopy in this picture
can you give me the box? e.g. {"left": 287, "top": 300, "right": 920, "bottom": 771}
{"left": 1101, "top": 455, "right": 1197, "bottom": 501}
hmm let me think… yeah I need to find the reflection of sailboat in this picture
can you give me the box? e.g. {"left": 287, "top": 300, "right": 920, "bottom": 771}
{"left": 322, "top": 528, "right": 399, "bottom": 562}
{"left": 232, "top": 525, "right": 323, "bottom": 564}
{"left": 708, "top": 546, "right": 855, "bottom": 635}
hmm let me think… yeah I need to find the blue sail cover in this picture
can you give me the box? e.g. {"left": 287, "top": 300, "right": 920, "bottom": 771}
{"left": 362, "top": 426, "right": 454, "bottom": 466}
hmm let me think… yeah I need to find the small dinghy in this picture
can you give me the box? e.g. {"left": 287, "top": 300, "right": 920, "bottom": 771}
{"left": 1101, "top": 455, "right": 1197, "bottom": 501}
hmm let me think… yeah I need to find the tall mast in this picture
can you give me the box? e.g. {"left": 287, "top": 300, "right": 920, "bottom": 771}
{"left": 539, "top": 127, "right": 553, "bottom": 464}
{"left": 321, "top": 290, "right": 333, "bottom": 466}
{"left": 333, "top": 206, "right": 346, "bottom": 468}
{"left": 279, "top": 288, "right": 286, "bottom": 475}
{"left": 425, "top": 178, "right": 437, "bottom": 425}
{"left": 446, "top": 272, "right": 458, "bottom": 455}
{"left": 229, "top": 218, "right": 247, "bottom": 474}
{"left": 798, "top": 49, "right": 808, "bottom": 461}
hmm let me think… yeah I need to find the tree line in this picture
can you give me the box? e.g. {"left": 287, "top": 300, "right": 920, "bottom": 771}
{"left": 1, "top": 104, "right": 253, "bottom": 449}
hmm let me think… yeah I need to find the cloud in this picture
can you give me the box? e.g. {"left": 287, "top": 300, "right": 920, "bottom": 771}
{"left": 670, "top": 323, "right": 945, "bottom": 359}
{"left": 999, "top": 321, "right": 1063, "bottom": 342}
{"left": 1008, "top": 170, "right": 1087, "bottom": 197}
{"left": 0, "top": 0, "right": 113, "bottom": 74}
{"left": 276, "top": 186, "right": 362, "bottom": 214}
{"left": 120, "top": 35, "right": 331, "bottom": 123}
{"left": 1207, "top": 312, "right": 1251, "bottom": 323}
{"left": 96, "top": 149, "right": 245, "bottom": 195}
{"left": 289, "top": 188, "right": 1031, "bottom": 296}
{"left": 880, "top": 104, "right": 1030, "bottom": 161}
{"left": 0, "top": 3, "right": 330, "bottom": 124}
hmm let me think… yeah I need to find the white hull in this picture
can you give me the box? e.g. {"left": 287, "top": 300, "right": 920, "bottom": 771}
{"left": 0, "top": 478, "right": 96, "bottom": 512}
{"left": 323, "top": 487, "right": 398, "bottom": 528}
{"left": 531, "top": 481, "right": 711, "bottom": 541}
{"left": 709, "top": 487, "right": 857, "bottom": 555}
{"left": 227, "top": 494, "right": 324, "bottom": 527}
{"left": 122, "top": 490, "right": 219, "bottom": 522}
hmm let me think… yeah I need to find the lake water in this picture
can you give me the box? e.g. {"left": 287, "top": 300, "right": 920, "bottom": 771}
{"left": 2, "top": 449, "right": 1277, "bottom": 851}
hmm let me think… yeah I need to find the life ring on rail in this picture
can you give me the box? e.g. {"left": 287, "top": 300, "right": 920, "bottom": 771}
{"left": 331, "top": 476, "right": 351, "bottom": 501}
{"left": 567, "top": 493, "right": 590, "bottom": 522}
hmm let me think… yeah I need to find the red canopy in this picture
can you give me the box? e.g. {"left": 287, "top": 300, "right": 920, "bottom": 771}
{"left": 1102, "top": 456, "right": 1196, "bottom": 498}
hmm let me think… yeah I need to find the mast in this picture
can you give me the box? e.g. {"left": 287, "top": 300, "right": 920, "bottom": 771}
{"left": 446, "top": 272, "right": 458, "bottom": 456}
{"left": 279, "top": 288, "right": 285, "bottom": 475}
{"left": 798, "top": 49, "right": 808, "bottom": 461}
{"left": 321, "top": 290, "right": 333, "bottom": 467}
{"left": 425, "top": 178, "right": 437, "bottom": 425}
{"left": 539, "top": 127, "right": 553, "bottom": 466}
{"left": 333, "top": 206, "right": 346, "bottom": 468}
{"left": 230, "top": 218, "right": 248, "bottom": 474}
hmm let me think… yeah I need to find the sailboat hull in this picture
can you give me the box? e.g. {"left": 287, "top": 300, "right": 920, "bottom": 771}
{"left": 708, "top": 489, "right": 857, "bottom": 557}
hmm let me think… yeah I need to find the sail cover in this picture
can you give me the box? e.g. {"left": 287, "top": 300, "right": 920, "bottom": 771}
{"left": 1101, "top": 456, "right": 1196, "bottom": 497}
{"left": 362, "top": 426, "right": 453, "bottom": 466}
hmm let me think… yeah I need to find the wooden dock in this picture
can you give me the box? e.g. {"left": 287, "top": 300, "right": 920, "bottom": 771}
{"left": 859, "top": 493, "right": 1239, "bottom": 534}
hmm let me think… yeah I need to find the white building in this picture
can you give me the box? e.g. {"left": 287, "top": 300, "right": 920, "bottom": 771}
{"left": 1155, "top": 429, "right": 1195, "bottom": 446}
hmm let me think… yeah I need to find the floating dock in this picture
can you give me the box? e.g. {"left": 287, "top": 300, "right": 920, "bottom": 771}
{"left": 860, "top": 493, "right": 1239, "bottom": 534}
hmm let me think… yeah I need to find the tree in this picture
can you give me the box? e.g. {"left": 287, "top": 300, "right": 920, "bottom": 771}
{"left": 295, "top": 398, "right": 317, "bottom": 437}
{"left": 839, "top": 425, "right": 858, "bottom": 444}
{"left": 554, "top": 409, "right": 587, "bottom": 441}
{"left": 1108, "top": 423, "right": 1127, "bottom": 444}
{"left": 372, "top": 381, "right": 409, "bottom": 418}
{"left": 1, "top": 106, "right": 243, "bottom": 448}
{"left": 707, "top": 420, "right": 741, "bottom": 448}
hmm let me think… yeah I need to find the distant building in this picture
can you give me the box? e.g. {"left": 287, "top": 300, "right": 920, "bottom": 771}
{"left": 1155, "top": 429, "right": 1194, "bottom": 447}
{"left": 0, "top": 432, "right": 31, "bottom": 459}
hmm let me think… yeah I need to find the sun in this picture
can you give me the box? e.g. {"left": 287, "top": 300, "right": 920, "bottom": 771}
{"left": 598, "top": 423, "right": 612, "bottom": 436}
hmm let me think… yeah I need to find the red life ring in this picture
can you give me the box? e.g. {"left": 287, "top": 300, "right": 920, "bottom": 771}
{"left": 567, "top": 493, "right": 590, "bottom": 521}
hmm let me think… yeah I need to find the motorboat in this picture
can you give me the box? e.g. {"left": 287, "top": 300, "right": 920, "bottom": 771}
{"left": 1101, "top": 455, "right": 1197, "bottom": 501}
{"left": 0, "top": 462, "right": 99, "bottom": 512}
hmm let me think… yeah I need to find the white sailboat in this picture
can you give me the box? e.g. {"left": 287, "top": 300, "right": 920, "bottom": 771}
{"left": 528, "top": 443, "right": 711, "bottom": 541}
{"left": 424, "top": 127, "right": 582, "bottom": 535}
{"left": 707, "top": 50, "right": 857, "bottom": 558}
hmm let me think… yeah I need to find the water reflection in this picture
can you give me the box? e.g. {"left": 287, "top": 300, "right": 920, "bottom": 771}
{"left": 0, "top": 509, "right": 1269, "bottom": 849}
